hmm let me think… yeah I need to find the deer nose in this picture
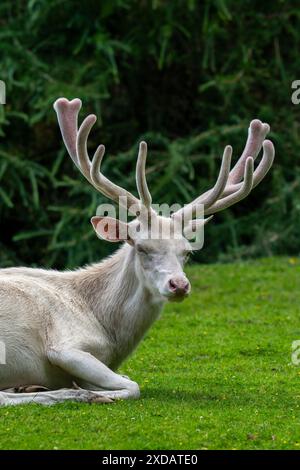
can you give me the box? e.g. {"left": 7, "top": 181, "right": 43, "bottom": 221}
{"left": 168, "top": 277, "right": 190, "bottom": 296}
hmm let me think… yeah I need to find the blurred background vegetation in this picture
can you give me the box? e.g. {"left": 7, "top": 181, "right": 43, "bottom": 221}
{"left": 0, "top": 0, "right": 300, "bottom": 269}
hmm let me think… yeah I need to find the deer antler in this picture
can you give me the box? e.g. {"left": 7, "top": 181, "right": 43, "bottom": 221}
{"left": 54, "top": 98, "right": 274, "bottom": 223}
{"left": 53, "top": 98, "right": 152, "bottom": 213}
{"left": 174, "top": 119, "right": 275, "bottom": 219}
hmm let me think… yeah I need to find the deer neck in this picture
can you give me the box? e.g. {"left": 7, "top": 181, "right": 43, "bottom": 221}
{"left": 74, "top": 244, "right": 165, "bottom": 365}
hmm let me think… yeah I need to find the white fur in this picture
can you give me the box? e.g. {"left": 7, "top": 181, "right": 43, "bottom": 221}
{"left": 0, "top": 219, "right": 191, "bottom": 405}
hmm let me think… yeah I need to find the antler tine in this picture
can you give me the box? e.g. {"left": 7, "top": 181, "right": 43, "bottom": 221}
{"left": 77, "top": 116, "right": 140, "bottom": 206}
{"left": 53, "top": 98, "right": 82, "bottom": 167}
{"left": 205, "top": 157, "right": 254, "bottom": 215}
{"left": 76, "top": 114, "right": 96, "bottom": 182}
{"left": 90, "top": 144, "right": 112, "bottom": 199}
{"left": 90, "top": 143, "right": 141, "bottom": 205}
{"left": 227, "top": 119, "right": 270, "bottom": 185}
{"left": 218, "top": 139, "right": 275, "bottom": 198}
{"left": 174, "top": 145, "right": 232, "bottom": 220}
{"left": 250, "top": 139, "right": 274, "bottom": 189}
{"left": 194, "top": 145, "right": 232, "bottom": 212}
{"left": 136, "top": 141, "right": 152, "bottom": 210}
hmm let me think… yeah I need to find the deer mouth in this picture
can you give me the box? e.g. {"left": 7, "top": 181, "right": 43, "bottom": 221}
{"left": 163, "top": 291, "right": 190, "bottom": 303}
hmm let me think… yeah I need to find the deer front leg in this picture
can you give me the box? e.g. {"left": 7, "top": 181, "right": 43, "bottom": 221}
{"left": 0, "top": 388, "right": 114, "bottom": 406}
{"left": 47, "top": 348, "right": 140, "bottom": 401}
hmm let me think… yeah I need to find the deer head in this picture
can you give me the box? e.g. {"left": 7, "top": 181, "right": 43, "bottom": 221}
{"left": 54, "top": 98, "right": 274, "bottom": 302}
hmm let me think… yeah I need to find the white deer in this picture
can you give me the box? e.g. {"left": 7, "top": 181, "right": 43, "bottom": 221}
{"left": 0, "top": 98, "right": 274, "bottom": 405}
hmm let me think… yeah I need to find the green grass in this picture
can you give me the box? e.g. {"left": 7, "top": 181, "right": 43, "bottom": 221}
{"left": 1, "top": 257, "right": 300, "bottom": 450}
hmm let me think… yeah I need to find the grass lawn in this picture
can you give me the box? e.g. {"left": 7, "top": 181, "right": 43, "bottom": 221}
{"left": 1, "top": 257, "right": 300, "bottom": 450}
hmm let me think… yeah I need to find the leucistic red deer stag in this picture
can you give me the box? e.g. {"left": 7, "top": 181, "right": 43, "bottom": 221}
{"left": 0, "top": 98, "right": 274, "bottom": 405}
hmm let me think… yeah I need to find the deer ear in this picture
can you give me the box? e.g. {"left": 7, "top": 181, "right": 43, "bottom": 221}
{"left": 91, "top": 217, "right": 133, "bottom": 244}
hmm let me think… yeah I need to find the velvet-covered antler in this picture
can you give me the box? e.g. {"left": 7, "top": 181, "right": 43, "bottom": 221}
{"left": 54, "top": 98, "right": 274, "bottom": 222}
{"left": 53, "top": 98, "right": 152, "bottom": 213}
{"left": 173, "top": 119, "right": 275, "bottom": 219}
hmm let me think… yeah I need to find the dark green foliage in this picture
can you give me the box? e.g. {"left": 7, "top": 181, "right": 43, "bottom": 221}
{"left": 0, "top": 0, "right": 300, "bottom": 268}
